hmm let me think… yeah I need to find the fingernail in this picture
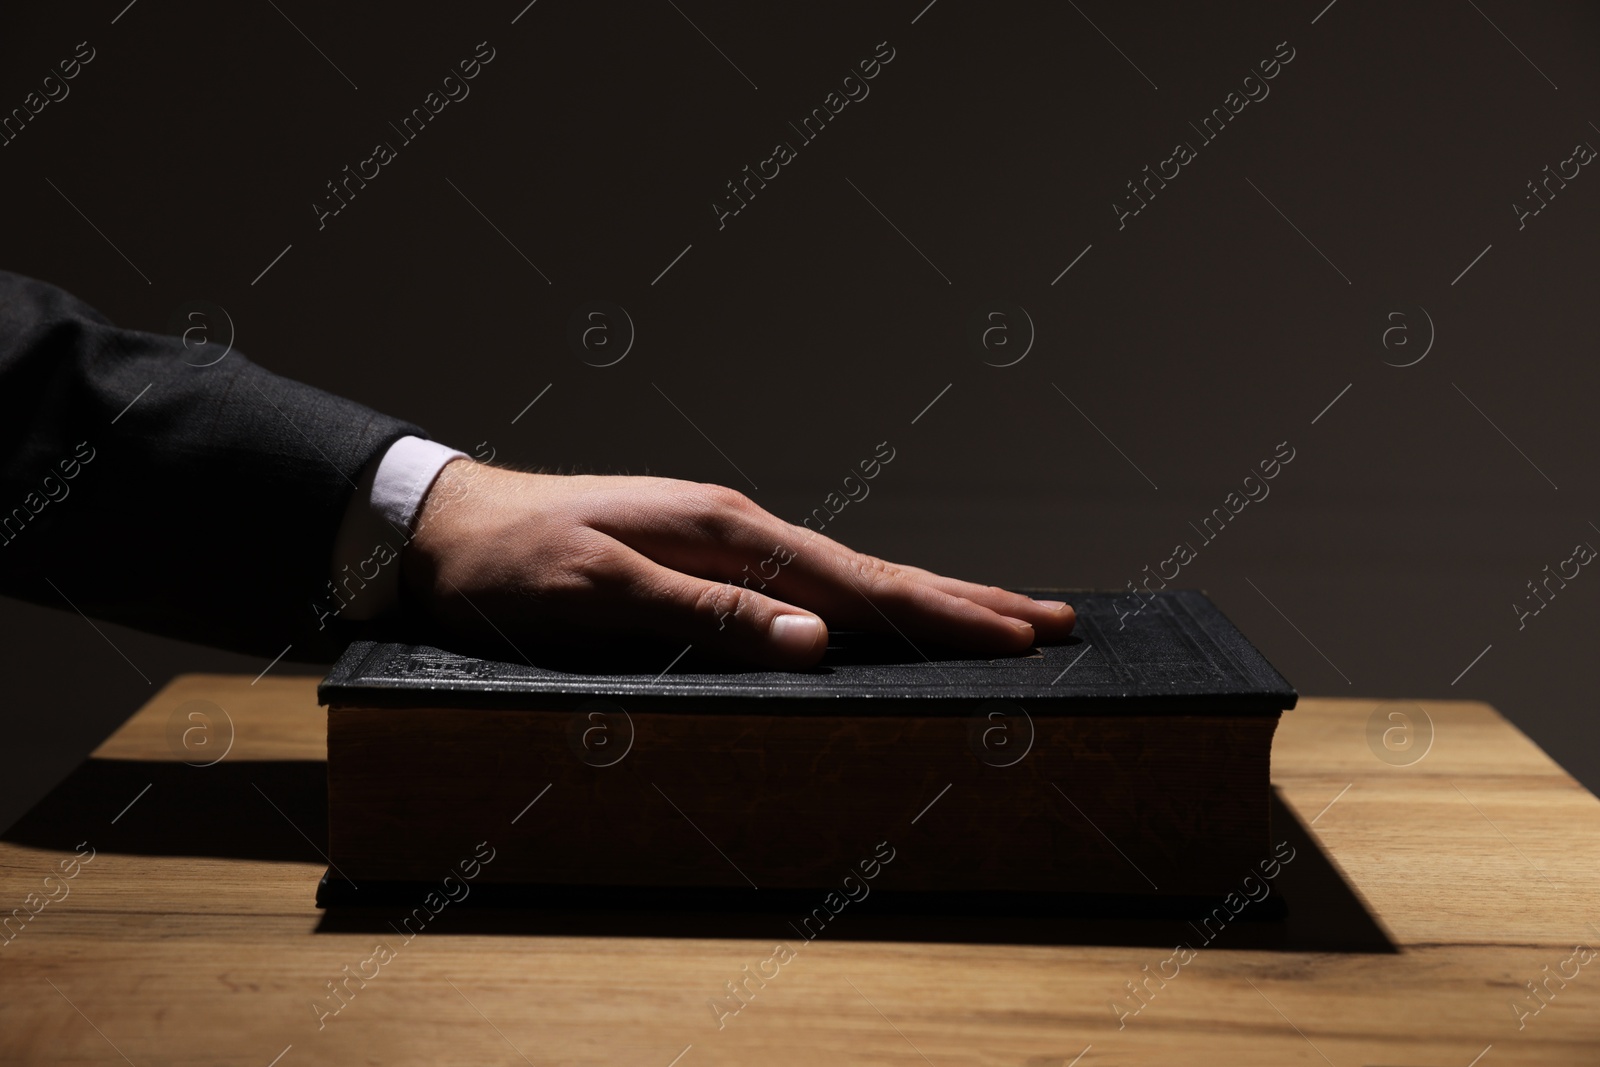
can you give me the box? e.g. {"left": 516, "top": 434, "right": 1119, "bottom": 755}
{"left": 1035, "top": 600, "right": 1070, "bottom": 612}
{"left": 1004, "top": 616, "right": 1034, "bottom": 635}
{"left": 771, "top": 614, "right": 825, "bottom": 654}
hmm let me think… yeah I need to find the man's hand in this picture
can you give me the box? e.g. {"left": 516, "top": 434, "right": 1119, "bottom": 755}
{"left": 400, "top": 461, "right": 1075, "bottom": 669}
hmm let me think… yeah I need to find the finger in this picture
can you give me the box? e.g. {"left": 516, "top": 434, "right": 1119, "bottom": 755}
{"left": 618, "top": 549, "right": 831, "bottom": 669}
{"left": 712, "top": 521, "right": 1042, "bottom": 653}
{"left": 716, "top": 522, "right": 1052, "bottom": 652}
{"left": 801, "top": 562, "right": 1041, "bottom": 655}
{"left": 595, "top": 485, "right": 1043, "bottom": 656}
{"left": 764, "top": 526, "right": 1071, "bottom": 645}
{"left": 883, "top": 563, "right": 1077, "bottom": 640}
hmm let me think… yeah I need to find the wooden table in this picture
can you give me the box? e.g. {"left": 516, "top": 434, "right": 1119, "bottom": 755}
{"left": 2, "top": 676, "right": 1597, "bottom": 1066}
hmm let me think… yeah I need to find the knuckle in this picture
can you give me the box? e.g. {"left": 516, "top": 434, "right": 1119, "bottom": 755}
{"left": 548, "top": 535, "right": 627, "bottom": 594}
{"left": 686, "top": 483, "right": 754, "bottom": 538}
{"left": 845, "top": 553, "right": 892, "bottom": 588}
{"left": 693, "top": 581, "right": 747, "bottom": 627}
{"left": 701, "top": 483, "right": 752, "bottom": 512}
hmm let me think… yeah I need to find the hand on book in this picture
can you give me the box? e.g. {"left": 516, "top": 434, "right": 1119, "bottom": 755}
{"left": 399, "top": 461, "right": 1075, "bottom": 669}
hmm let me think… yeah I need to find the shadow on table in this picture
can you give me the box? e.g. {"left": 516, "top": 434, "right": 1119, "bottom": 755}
{"left": 313, "top": 790, "right": 1393, "bottom": 953}
{"left": 3, "top": 756, "right": 330, "bottom": 864}
{"left": 4, "top": 756, "right": 1394, "bottom": 953}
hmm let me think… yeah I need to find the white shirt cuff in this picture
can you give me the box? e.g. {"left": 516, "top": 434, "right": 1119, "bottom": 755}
{"left": 327, "top": 436, "right": 468, "bottom": 622}
{"left": 370, "top": 436, "right": 470, "bottom": 531}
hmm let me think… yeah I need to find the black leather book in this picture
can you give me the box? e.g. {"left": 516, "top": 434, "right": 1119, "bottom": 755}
{"left": 318, "top": 589, "right": 1295, "bottom": 902}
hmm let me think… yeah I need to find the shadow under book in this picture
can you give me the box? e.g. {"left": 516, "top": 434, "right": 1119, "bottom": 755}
{"left": 316, "top": 590, "right": 1296, "bottom": 905}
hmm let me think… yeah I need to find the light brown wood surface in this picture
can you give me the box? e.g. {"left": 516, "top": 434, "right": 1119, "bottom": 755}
{"left": 2, "top": 676, "right": 1597, "bottom": 1066}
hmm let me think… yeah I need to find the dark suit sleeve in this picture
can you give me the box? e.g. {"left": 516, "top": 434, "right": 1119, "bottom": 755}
{"left": 0, "top": 270, "right": 426, "bottom": 661}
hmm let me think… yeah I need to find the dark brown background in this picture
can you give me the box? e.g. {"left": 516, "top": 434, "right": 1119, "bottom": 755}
{"left": 2, "top": 0, "right": 1596, "bottom": 830}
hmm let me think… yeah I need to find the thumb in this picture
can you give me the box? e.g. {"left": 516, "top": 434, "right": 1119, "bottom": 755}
{"left": 631, "top": 558, "right": 829, "bottom": 669}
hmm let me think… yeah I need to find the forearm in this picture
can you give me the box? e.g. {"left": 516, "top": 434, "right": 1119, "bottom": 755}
{"left": 0, "top": 270, "right": 424, "bottom": 659}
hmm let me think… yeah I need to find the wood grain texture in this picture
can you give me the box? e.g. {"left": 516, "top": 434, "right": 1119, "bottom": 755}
{"left": 0, "top": 675, "right": 1596, "bottom": 1066}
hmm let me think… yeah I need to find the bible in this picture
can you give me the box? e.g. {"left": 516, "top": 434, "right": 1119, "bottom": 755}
{"left": 317, "top": 589, "right": 1295, "bottom": 904}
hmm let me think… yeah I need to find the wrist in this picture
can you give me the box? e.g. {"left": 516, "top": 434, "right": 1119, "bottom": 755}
{"left": 400, "top": 458, "right": 479, "bottom": 615}
{"left": 328, "top": 436, "right": 466, "bottom": 624}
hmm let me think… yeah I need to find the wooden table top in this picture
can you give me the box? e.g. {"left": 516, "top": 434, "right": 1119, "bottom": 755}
{"left": 2, "top": 675, "right": 1597, "bottom": 1066}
